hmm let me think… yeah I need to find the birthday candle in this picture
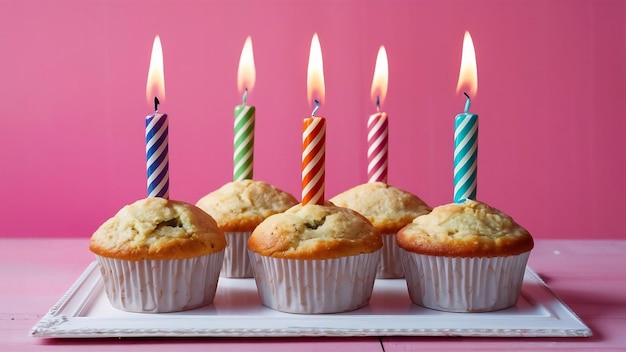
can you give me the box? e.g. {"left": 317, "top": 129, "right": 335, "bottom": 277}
{"left": 145, "top": 35, "right": 169, "bottom": 198}
{"left": 302, "top": 33, "right": 326, "bottom": 205}
{"left": 234, "top": 36, "right": 256, "bottom": 181}
{"left": 234, "top": 102, "right": 255, "bottom": 181}
{"left": 367, "top": 111, "right": 388, "bottom": 183}
{"left": 453, "top": 31, "right": 478, "bottom": 203}
{"left": 368, "top": 46, "right": 389, "bottom": 184}
{"left": 453, "top": 93, "right": 478, "bottom": 202}
{"left": 302, "top": 114, "right": 326, "bottom": 205}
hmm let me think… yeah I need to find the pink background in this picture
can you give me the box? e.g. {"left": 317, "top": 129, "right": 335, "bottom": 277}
{"left": 0, "top": 0, "right": 624, "bottom": 239}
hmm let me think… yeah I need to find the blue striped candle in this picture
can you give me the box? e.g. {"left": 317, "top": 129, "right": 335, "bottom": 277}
{"left": 453, "top": 93, "right": 478, "bottom": 203}
{"left": 146, "top": 103, "right": 169, "bottom": 198}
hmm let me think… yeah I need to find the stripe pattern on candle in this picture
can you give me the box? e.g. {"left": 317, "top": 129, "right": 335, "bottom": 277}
{"left": 233, "top": 104, "right": 255, "bottom": 181}
{"left": 146, "top": 113, "right": 169, "bottom": 198}
{"left": 367, "top": 112, "right": 388, "bottom": 183}
{"left": 453, "top": 113, "right": 478, "bottom": 202}
{"left": 302, "top": 117, "right": 326, "bottom": 205}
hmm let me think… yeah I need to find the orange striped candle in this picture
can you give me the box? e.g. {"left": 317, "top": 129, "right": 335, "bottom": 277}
{"left": 302, "top": 33, "right": 326, "bottom": 205}
{"left": 302, "top": 115, "right": 326, "bottom": 205}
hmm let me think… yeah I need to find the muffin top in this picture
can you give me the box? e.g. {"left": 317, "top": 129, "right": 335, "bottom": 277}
{"left": 248, "top": 203, "right": 383, "bottom": 260}
{"left": 90, "top": 197, "right": 227, "bottom": 260}
{"left": 397, "top": 199, "right": 533, "bottom": 257}
{"left": 330, "top": 182, "right": 431, "bottom": 233}
{"left": 196, "top": 180, "right": 298, "bottom": 232}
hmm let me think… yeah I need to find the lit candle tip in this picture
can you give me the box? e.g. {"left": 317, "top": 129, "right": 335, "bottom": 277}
{"left": 237, "top": 37, "right": 256, "bottom": 95}
{"left": 370, "top": 46, "right": 388, "bottom": 107}
{"left": 307, "top": 33, "right": 325, "bottom": 108}
{"left": 146, "top": 35, "right": 165, "bottom": 106}
{"left": 312, "top": 99, "right": 320, "bottom": 116}
{"left": 463, "top": 92, "right": 471, "bottom": 113}
{"left": 456, "top": 31, "right": 478, "bottom": 97}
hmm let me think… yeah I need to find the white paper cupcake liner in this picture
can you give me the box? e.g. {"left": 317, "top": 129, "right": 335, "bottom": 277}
{"left": 377, "top": 232, "right": 404, "bottom": 278}
{"left": 95, "top": 250, "right": 224, "bottom": 313}
{"left": 221, "top": 231, "right": 253, "bottom": 278}
{"left": 399, "top": 249, "right": 531, "bottom": 312}
{"left": 248, "top": 250, "right": 381, "bottom": 314}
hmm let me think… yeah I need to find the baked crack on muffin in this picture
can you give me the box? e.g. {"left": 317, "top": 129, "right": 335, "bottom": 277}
{"left": 397, "top": 199, "right": 534, "bottom": 312}
{"left": 89, "top": 197, "right": 226, "bottom": 313}
{"left": 196, "top": 179, "right": 298, "bottom": 277}
{"left": 247, "top": 203, "right": 383, "bottom": 313}
{"left": 331, "top": 182, "right": 431, "bottom": 277}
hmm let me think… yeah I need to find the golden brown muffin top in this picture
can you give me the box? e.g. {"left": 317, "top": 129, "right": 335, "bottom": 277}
{"left": 248, "top": 203, "right": 383, "bottom": 260}
{"left": 397, "top": 199, "right": 533, "bottom": 257}
{"left": 90, "top": 197, "right": 226, "bottom": 260}
{"left": 330, "top": 182, "right": 431, "bottom": 233}
{"left": 196, "top": 180, "right": 298, "bottom": 232}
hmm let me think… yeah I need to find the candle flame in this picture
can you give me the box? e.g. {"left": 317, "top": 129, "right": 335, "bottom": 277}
{"left": 370, "top": 45, "right": 388, "bottom": 107}
{"left": 307, "top": 33, "right": 325, "bottom": 108}
{"left": 146, "top": 35, "right": 165, "bottom": 106}
{"left": 237, "top": 36, "right": 256, "bottom": 94}
{"left": 456, "top": 31, "right": 478, "bottom": 98}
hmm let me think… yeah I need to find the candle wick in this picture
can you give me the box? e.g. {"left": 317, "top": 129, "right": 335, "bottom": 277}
{"left": 463, "top": 92, "right": 471, "bottom": 113}
{"left": 312, "top": 99, "right": 320, "bottom": 116}
{"left": 242, "top": 88, "right": 248, "bottom": 105}
{"left": 376, "top": 96, "right": 381, "bottom": 113}
{"left": 154, "top": 97, "right": 160, "bottom": 113}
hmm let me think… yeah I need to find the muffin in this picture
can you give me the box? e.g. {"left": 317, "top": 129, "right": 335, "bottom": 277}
{"left": 196, "top": 180, "right": 298, "bottom": 277}
{"left": 397, "top": 199, "right": 534, "bottom": 312}
{"left": 330, "top": 182, "right": 430, "bottom": 278}
{"left": 89, "top": 197, "right": 227, "bottom": 313}
{"left": 248, "top": 203, "right": 383, "bottom": 314}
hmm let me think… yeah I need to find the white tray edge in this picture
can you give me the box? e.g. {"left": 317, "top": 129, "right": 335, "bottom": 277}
{"left": 31, "top": 262, "right": 592, "bottom": 338}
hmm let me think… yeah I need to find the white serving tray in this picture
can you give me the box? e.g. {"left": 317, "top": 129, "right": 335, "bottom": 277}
{"left": 31, "top": 262, "right": 591, "bottom": 338}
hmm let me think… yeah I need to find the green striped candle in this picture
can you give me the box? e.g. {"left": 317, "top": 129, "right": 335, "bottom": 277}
{"left": 234, "top": 90, "right": 255, "bottom": 181}
{"left": 234, "top": 36, "right": 256, "bottom": 181}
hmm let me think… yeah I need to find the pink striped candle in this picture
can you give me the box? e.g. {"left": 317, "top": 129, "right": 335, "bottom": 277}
{"left": 368, "top": 46, "right": 389, "bottom": 183}
{"left": 302, "top": 33, "right": 326, "bottom": 205}
{"left": 367, "top": 111, "right": 388, "bottom": 183}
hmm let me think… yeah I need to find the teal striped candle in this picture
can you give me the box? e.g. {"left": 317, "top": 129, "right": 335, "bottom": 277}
{"left": 233, "top": 89, "right": 255, "bottom": 181}
{"left": 453, "top": 93, "right": 478, "bottom": 203}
